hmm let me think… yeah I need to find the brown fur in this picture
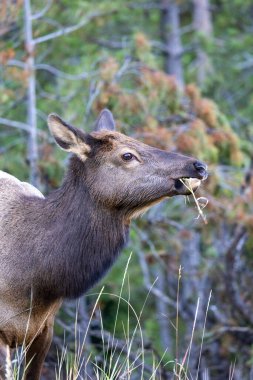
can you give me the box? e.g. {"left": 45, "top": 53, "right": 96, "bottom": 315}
{"left": 0, "top": 109, "right": 207, "bottom": 379}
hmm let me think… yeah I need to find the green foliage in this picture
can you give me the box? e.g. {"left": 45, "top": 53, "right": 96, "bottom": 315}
{"left": 1, "top": 0, "right": 253, "bottom": 377}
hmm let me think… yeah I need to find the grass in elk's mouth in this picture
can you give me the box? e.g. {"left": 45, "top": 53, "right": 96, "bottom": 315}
{"left": 180, "top": 178, "right": 208, "bottom": 224}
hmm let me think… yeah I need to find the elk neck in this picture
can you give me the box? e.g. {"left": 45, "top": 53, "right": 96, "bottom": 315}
{"left": 39, "top": 159, "right": 129, "bottom": 300}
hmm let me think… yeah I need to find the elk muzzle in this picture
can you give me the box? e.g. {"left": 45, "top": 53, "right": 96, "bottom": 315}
{"left": 173, "top": 160, "right": 208, "bottom": 195}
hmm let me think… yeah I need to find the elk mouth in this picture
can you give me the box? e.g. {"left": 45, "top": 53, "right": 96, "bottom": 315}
{"left": 173, "top": 177, "right": 202, "bottom": 195}
{"left": 171, "top": 160, "right": 208, "bottom": 196}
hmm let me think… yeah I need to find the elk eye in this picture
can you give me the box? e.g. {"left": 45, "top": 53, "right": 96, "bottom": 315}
{"left": 122, "top": 152, "right": 134, "bottom": 161}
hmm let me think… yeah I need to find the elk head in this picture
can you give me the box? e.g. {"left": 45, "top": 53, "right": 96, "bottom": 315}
{"left": 48, "top": 109, "right": 208, "bottom": 219}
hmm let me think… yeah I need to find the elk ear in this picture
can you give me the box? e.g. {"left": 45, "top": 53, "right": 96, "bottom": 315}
{"left": 94, "top": 109, "right": 116, "bottom": 131}
{"left": 47, "top": 113, "right": 91, "bottom": 160}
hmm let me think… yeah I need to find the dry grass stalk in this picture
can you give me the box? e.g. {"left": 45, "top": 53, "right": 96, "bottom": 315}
{"left": 180, "top": 179, "right": 208, "bottom": 224}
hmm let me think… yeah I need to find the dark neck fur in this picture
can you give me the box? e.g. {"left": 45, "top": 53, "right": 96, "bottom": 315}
{"left": 38, "top": 159, "right": 129, "bottom": 300}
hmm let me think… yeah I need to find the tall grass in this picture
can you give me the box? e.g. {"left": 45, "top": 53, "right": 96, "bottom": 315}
{"left": 53, "top": 257, "right": 213, "bottom": 380}
{"left": 5, "top": 258, "right": 223, "bottom": 380}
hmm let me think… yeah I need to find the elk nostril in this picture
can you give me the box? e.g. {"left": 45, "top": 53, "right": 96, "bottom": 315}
{"left": 193, "top": 161, "right": 208, "bottom": 178}
{"left": 194, "top": 161, "right": 206, "bottom": 171}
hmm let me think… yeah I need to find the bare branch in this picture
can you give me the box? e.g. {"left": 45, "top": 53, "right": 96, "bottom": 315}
{"left": 35, "top": 63, "right": 95, "bottom": 80}
{"left": 136, "top": 249, "right": 178, "bottom": 310}
{"left": 160, "top": 1, "right": 184, "bottom": 89}
{"left": 38, "top": 88, "right": 76, "bottom": 102}
{"left": 206, "top": 326, "right": 253, "bottom": 341}
{"left": 158, "top": 114, "right": 195, "bottom": 124}
{"left": 24, "top": 0, "right": 40, "bottom": 187}
{"left": 0, "top": 114, "right": 49, "bottom": 142}
{"left": 36, "top": 17, "right": 63, "bottom": 30}
{"left": 87, "top": 329, "right": 156, "bottom": 376}
{"left": 31, "top": 0, "right": 52, "bottom": 20}
{"left": 86, "top": 81, "right": 103, "bottom": 115}
{"left": 153, "top": 265, "right": 172, "bottom": 353}
{"left": 128, "top": 2, "right": 166, "bottom": 10}
{"left": 209, "top": 305, "right": 228, "bottom": 325}
{"left": 236, "top": 57, "right": 253, "bottom": 70}
{"left": 225, "top": 226, "right": 251, "bottom": 324}
{"left": 0, "top": 138, "right": 26, "bottom": 154}
{"left": 90, "top": 38, "right": 128, "bottom": 50}
{"left": 114, "top": 56, "right": 132, "bottom": 81}
{"left": 33, "top": 10, "right": 116, "bottom": 45}
{"left": 0, "top": 117, "right": 30, "bottom": 132}
{"left": 4, "top": 59, "right": 26, "bottom": 69}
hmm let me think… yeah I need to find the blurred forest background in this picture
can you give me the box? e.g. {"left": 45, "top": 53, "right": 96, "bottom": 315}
{"left": 0, "top": 0, "right": 253, "bottom": 379}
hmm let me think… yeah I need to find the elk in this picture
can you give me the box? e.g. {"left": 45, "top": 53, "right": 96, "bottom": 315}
{"left": 0, "top": 109, "right": 207, "bottom": 379}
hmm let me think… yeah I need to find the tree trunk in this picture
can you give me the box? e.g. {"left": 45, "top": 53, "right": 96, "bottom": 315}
{"left": 180, "top": 231, "right": 202, "bottom": 378}
{"left": 193, "top": 0, "right": 213, "bottom": 86}
{"left": 154, "top": 265, "right": 172, "bottom": 354}
{"left": 24, "top": 0, "right": 40, "bottom": 187}
{"left": 160, "top": 0, "right": 184, "bottom": 90}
